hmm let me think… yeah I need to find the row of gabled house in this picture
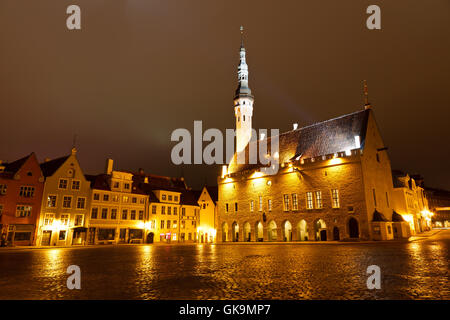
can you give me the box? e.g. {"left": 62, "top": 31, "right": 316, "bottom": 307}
{"left": 0, "top": 148, "right": 218, "bottom": 247}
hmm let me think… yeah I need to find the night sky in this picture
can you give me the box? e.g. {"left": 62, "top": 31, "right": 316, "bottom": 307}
{"left": 1, "top": 0, "right": 449, "bottom": 190}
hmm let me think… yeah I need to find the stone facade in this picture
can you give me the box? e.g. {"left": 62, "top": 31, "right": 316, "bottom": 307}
{"left": 218, "top": 109, "right": 397, "bottom": 242}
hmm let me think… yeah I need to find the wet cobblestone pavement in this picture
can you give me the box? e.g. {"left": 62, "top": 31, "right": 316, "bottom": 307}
{"left": 0, "top": 230, "right": 448, "bottom": 300}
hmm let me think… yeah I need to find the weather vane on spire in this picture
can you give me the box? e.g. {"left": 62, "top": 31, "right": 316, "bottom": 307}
{"left": 240, "top": 26, "right": 244, "bottom": 48}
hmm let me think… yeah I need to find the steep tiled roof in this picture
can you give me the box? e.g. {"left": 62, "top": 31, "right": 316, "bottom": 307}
{"left": 86, "top": 173, "right": 146, "bottom": 195}
{"left": 0, "top": 153, "right": 33, "bottom": 178}
{"left": 229, "top": 109, "right": 370, "bottom": 173}
{"left": 40, "top": 156, "right": 70, "bottom": 177}
{"left": 180, "top": 189, "right": 201, "bottom": 206}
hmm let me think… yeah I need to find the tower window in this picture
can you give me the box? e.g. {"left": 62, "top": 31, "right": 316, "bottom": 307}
{"left": 243, "top": 115, "right": 245, "bottom": 121}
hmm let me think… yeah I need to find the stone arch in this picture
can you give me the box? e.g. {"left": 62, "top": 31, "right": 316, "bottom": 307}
{"left": 297, "top": 220, "right": 308, "bottom": 241}
{"left": 268, "top": 220, "right": 278, "bottom": 241}
{"left": 222, "top": 222, "right": 229, "bottom": 242}
{"left": 231, "top": 222, "right": 239, "bottom": 242}
{"left": 348, "top": 217, "right": 359, "bottom": 238}
{"left": 282, "top": 220, "right": 292, "bottom": 241}
{"left": 255, "top": 221, "right": 264, "bottom": 242}
{"left": 243, "top": 222, "right": 251, "bottom": 242}
{"left": 314, "top": 219, "right": 327, "bottom": 241}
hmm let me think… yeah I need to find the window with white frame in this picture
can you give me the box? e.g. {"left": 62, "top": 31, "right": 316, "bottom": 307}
{"left": 292, "top": 194, "right": 298, "bottom": 210}
{"left": 76, "top": 197, "right": 86, "bottom": 209}
{"left": 91, "top": 208, "right": 98, "bottom": 219}
{"left": 19, "top": 186, "right": 35, "bottom": 197}
{"left": 44, "top": 213, "right": 54, "bottom": 226}
{"left": 74, "top": 214, "right": 83, "bottom": 226}
{"left": 71, "top": 180, "right": 80, "bottom": 190}
{"left": 306, "top": 192, "right": 314, "bottom": 209}
{"left": 16, "top": 205, "right": 32, "bottom": 217}
{"left": 101, "top": 208, "right": 108, "bottom": 219}
{"left": 58, "top": 179, "right": 68, "bottom": 189}
{"left": 62, "top": 196, "right": 72, "bottom": 208}
{"left": 283, "top": 194, "right": 290, "bottom": 211}
{"left": 61, "top": 214, "right": 70, "bottom": 226}
{"left": 315, "top": 191, "right": 323, "bottom": 209}
{"left": 331, "top": 189, "right": 340, "bottom": 208}
{"left": 47, "top": 195, "right": 57, "bottom": 208}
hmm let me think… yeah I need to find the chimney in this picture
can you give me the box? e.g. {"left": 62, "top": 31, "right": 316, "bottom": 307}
{"left": 105, "top": 158, "right": 114, "bottom": 175}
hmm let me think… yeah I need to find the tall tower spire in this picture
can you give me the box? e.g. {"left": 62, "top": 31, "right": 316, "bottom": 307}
{"left": 363, "top": 80, "right": 371, "bottom": 109}
{"left": 234, "top": 26, "right": 254, "bottom": 153}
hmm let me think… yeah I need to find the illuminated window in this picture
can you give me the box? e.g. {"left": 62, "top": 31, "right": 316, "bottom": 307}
{"left": 16, "top": 205, "right": 32, "bottom": 217}
{"left": 91, "top": 208, "right": 98, "bottom": 219}
{"left": 152, "top": 205, "right": 157, "bottom": 214}
{"left": 74, "top": 214, "right": 83, "bottom": 226}
{"left": 122, "top": 209, "right": 128, "bottom": 220}
{"left": 111, "top": 209, "right": 117, "bottom": 220}
{"left": 140, "top": 198, "right": 145, "bottom": 204}
{"left": 181, "top": 221, "right": 185, "bottom": 229}
{"left": 259, "top": 196, "right": 263, "bottom": 211}
{"left": 292, "top": 194, "right": 298, "bottom": 210}
{"left": 306, "top": 192, "right": 313, "bottom": 209}
{"left": 283, "top": 194, "right": 290, "bottom": 211}
{"left": 58, "top": 179, "right": 68, "bottom": 189}
{"left": 315, "top": 191, "right": 323, "bottom": 209}
{"left": 123, "top": 196, "right": 129, "bottom": 203}
{"left": 63, "top": 196, "right": 72, "bottom": 208}
{"left": 250, "top": 200, "right": 254, "bottom": 212}
{"left": 162, "top": 194, "right": 167, "bottom": 201}
{"left": 19, "top": 186, "right": 35, "bottom": 197}
{"left": 61, "top": 214, "right": 69, "bottom": 226}
{"left": 44, "top": 213, "right": 54, "bottom": 225}
{"left": 71, "top": 180, "right": 80, "bottom": 190}
{"left": 173, "top": 220, "right": 177, "bottom": 229}
{"left": 268, "top": 199, "right": 272, "bottom": 211}
{"left": 59, "top": 230, "right": 66, "bottom": 241}
{"left": 76, "top": 197, "right": 86, "bottom": 209}
{"left": 47, "top": 195, "right": 57, "bottom": 208}
{"left": 331, "top": 189, "right": 340, "bottom": 208}
{"left": 101, "top": 208, "right": 108, "bottom": 219}
{"left": 112, "top": 195, "right": 119, "bottom": 202}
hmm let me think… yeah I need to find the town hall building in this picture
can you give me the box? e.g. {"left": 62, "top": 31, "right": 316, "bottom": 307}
{"left": 217, "top": 28, "right": 406, "bottom": 242}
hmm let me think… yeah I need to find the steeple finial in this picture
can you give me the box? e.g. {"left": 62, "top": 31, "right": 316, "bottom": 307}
{"left": 240, "top": 26, "right": 244, "bottom": 48}
{"left": 363, "top": 80, "right": 371, "bottom": 109}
